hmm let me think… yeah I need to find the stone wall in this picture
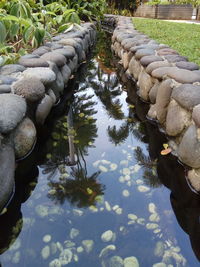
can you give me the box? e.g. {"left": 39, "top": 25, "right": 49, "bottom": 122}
{"left": 0, "top": 22, "right": 96, "bottom": 211}
{"left": 104, "top": 15, "right": 200, "bottom": 192}
{"left": 135, "top": 4, "right": 193, "bottom": 20}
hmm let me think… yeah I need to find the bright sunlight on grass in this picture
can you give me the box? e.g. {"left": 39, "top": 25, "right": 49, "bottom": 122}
{"left": 132, "top": 18, "right": 200, "bottom": 66}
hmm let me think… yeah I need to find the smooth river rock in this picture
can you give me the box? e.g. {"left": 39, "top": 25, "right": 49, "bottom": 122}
{"left": 0, "top": 143, "right": 15, "bottom": 211}
{"left": 41, "top": 52, "right": 66, "bottom": 67}
{"left": 166, "top": 99, "right": 191, "bottom": 136}
{"left": 138, "top": 70, "right": 154, "bottom": 101}
{"left": 135, "top": 48, "right": 155, "bottom": 60}
{"left": 151, "top": 67, "right": 200, "bottom": 83}
{"left": 0, "top": 94, "right": 26, "bottom": 133}
{"left": 176, "top": 61, "right": 199, "bottom": 71}
{"left": 13, "top": 117, "right": 36, "bottom": 159}
{"left": 172, "top": 84, "right": 200, "bottom": 111}
{"left": 140, "top": 55, "right": 163, "bottom": 67}
{"left": 178, "top": 125, "right": 200, "bottom": 168}
{"left": 53, "top": 46, "right": 75, "bottom": 59}
{"left": 187, "top": 168, "right": 200, "bottom": 192}
{"left": 156, "top": 79, "right": 173, "bottom": 124}
{"left": 192, "top": 104, "right": 200, "bottom": 127}
{"left": 146, "top": 61, "right": 172, "bottom": 75}
{"left": 22, "top": 67, "right": 56, "bottom": 85}
{"left": 35, "top": 94, "right": 53, "bottom": 124}
{"left": 0, "top": 64, "right": 25, "bottom": 75}
{"left": 18, "top": 57, "right": 49, "bottom": 68}
{"left": 12, "top": 77, "right": 45, "bottom": 102}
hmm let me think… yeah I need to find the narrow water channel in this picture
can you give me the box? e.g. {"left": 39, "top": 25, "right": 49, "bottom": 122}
{"left": 0, "top": 31, "right": 200, "bottom": 267}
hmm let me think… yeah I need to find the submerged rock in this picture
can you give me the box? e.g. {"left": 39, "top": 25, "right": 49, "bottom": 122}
{"left": 49, "top": 259, "right": 62, "bottom": 267}
{"left": 99, "top": 245, "right": 116, "bottom": 258}
{"left": 109, "top": 256, "right": 124, "bottom": 267}
{"left": 124, "top": 256, "right": 139, "bottom": 267}
{"left": 41, "top": 245, "right": 50, "bottom": 259}
{"left": 59, "top": 249, "right": 73, "bottom": 265}
{"left": 82, "top": 240, "right": 94, "bottom": 253}
{"left": 101, "top": 230, "right": 114, "bottom": 242}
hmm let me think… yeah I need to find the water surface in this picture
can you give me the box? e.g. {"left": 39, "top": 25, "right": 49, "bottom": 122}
{"left": 0, "top": 31, "right": 200, "bottom": 267}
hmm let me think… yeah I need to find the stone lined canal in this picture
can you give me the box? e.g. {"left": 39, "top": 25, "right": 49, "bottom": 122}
{"left": 0, "top": 31, "right": 199, "bottom": 267}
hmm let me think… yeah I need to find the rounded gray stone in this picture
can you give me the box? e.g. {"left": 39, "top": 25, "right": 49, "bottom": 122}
{"left": 12, "top": 77, "right": 45, "bottom": 102}
{"left": 156, "top": 79, "right": 173, "bottom": 123}
{"left": 152, "top": 67, "right": 200, "bottom": 83}
{"left": 140, "top": 55, "right": 163, "bottom": 67}
{"left": 32, "top": 47, "right": 50, "bottom": 56}
{"left": 13, "top": 117, "right": 36, "bottom": 159}
{"left": 192, "top": 104, "right": 200, "bottom": 127}
{"left": 0, "top": 84, "right": 11, "bottom": 93}
{"left": 149, "top": 81, "right": 159, "bottom": 104}
{"left": 138, "top": 70, "right": 154, "bottom": 101}
{"left": 20, "top": 54, "right": 39, "bottom": 59}
{"left": 176, "top": 61, "right": 199, "bottom": 71}
{"left": 61, "top": 64, "right": 71, "bottom": 85}
{"left": 135, "top": 48, "right": 155, "bottom": 60}
{"left": 146, "top": 61, "right": 173, "bottom": 74}
{"left": 172, "top": 84, "right": 200, "bottom": 111}
{"left": 50, "top": 70, "right": 64, "bottom": 94}
{"left": 36, "top": 94, "right": 53, "bottom": 124}
{"left": 0, "top": 75, "right": 16, "bottom": 85}
{"left": 187, "top": 168, "right": 200, "bottom": 192}
{"left": 166, "top": 99, "right": 191, "bottom": 136}
{"left": 18, "top": 57, "right": 49, "bottom": 68}
{"left": 22, "top": 67, "right": 56, "bottom": 85}
{"left": 41, "top": 52, "right": 66, "bottom": 67}
{"left": 47, "top": 43, "right": 63, "bottom": 50}
{"left": 0, "top": 94, "right": 26, "bottom": 133}
{"left": 157, "top": 48, "right": 179, "bottom": 56}
{"left": 0, "top": 64, "right": 25, "bottom": 75}
{"left": 178, "top": 125, "right": 200, "bottom": 168}
{"left": 0, "top": 143, "right": 15, "bottom": 211}
{"left": 53, "top": 47, "right": 75, "bottom": 59}
{"left": 164, "top": 54, "right": 188, "bottom": 63}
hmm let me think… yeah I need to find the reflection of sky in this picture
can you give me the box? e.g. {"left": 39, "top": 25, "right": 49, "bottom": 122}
{"left": 1, "top": 57, "right": 200, "bottom": 267}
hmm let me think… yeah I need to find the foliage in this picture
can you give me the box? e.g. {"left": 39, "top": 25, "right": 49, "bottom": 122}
{"left": 146, "top": 0, "right": 200, "bottom": 6}
{"left": 0, "top": 0, "right": 106, "bottom": 66}
{"left": 133, "top": 18, "right": 200, "bottom": 66}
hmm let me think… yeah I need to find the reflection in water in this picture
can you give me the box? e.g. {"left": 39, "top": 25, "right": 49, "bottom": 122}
{"left": 0, "top": 30, "right": 200, "bottom": 266}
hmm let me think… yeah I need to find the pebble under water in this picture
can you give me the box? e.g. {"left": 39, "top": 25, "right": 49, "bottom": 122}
{"left": 0, "top": 31, "right": 200, "bottom": 267}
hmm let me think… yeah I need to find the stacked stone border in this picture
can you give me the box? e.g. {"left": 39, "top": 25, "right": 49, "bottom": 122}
{"left": 104, "top": 15, "right": 200, "bottom": 193}
{"left": 0, "top": 22, "right": 96, "bottom": 211}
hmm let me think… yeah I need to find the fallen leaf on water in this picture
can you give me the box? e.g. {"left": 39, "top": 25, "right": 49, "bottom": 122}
{"left": 161, "top": 148, "right": 172, "bottom": 155}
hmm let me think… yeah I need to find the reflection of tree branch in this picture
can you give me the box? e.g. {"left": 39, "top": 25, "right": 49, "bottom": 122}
{"left": 134, "top": 147, "right": 161, "bottom": 188}
{"left": 107, "top": 123, "right": 129, "bottom": 145}
{"left": 48, "top": 169, "right": 105, "bottom": 208}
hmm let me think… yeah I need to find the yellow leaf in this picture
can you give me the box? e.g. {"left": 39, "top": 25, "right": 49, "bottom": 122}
{"left": 161, "top": 148, "right": 172, "bottom": 155}
{"left": 86, "top": 188, "right": 93, "bottom": 195}
{"left": 163, "top": 143, "right": 169, "bottom": 149}
{"left": 78, "top": 113, "right": 85, "bottom": 118}
{"left": 128, "top": 104, "right": 135, "bottom": 109}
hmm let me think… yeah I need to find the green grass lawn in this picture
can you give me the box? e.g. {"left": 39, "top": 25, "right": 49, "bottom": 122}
{"left": 132, "top": 18, "right": 200, "bottom": 66}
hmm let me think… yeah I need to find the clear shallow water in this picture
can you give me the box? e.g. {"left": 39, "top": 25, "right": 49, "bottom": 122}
{"left": 0, "top": 32, "right": 200, "bottom": 267}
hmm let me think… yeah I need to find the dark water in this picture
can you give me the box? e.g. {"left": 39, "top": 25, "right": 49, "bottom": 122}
{"left": 0, "top": 31, "right": 200, "bottom": 267}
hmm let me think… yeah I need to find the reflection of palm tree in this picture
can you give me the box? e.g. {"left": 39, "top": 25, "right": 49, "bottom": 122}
{"left": 134, "top": 147, "right": 162, "bottom": 188}
{"left": 47, "top": 168, "right": 105, "bottom": 208}
{"left": 108, "top": 122, "right": 129, "bottom": 145}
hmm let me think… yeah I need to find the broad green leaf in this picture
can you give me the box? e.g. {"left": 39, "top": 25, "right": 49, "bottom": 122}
{"left": 0, "top": 21, "right": 7, "bottom": 43}
{"left": 34, "top": 28, "right": 45, "bottom": 46}
{"left": 9, "top": 23, "right": 19, "bottom": 39}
